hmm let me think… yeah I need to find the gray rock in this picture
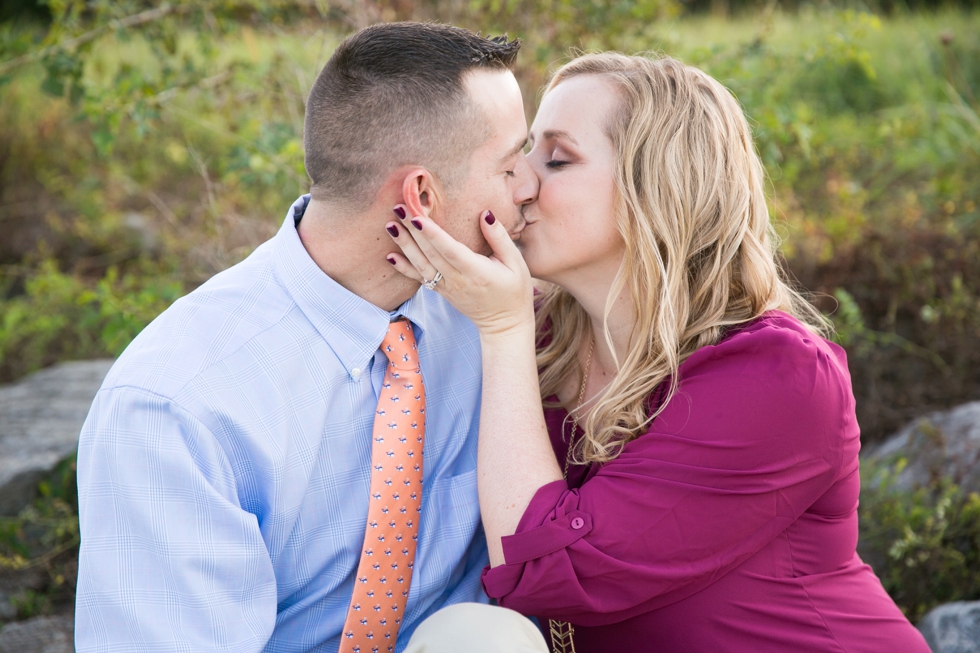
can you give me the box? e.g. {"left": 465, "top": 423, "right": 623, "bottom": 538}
{"left": 0, "top": 615, "right": 73, "bottom": 653}
{"left": 863, "top": 401, "right": 980, "bottom": 494}
{"left": 0, "top": 590, "right": 15, "bottom": 622}
{"left": 0, "top": 360, "right": 114, "bottom": 515}
{"left": 919, "top": 601, "right": 980, "bottom": 653}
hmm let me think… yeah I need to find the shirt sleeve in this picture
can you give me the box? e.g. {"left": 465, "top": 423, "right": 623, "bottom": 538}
{"left": 75, "top": 386, "right": 278, "bottom": 652}
{"left": 481, "top": 324, "right": 850, "bottom": 627}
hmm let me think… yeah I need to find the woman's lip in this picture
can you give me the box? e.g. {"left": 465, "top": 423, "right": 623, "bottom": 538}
{"left": 513, "top": 221, "right": 534, "bottom": 243}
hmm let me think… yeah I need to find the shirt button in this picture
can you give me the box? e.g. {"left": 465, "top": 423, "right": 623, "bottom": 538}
{"left": 351, "top": 367, "right": 362, "bottom": 379}
{"left": 570, "top": 517, "right": 585, "bottom": 530}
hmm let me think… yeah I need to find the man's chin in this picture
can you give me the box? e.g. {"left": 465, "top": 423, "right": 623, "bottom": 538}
{"left": 513, "top": 230, "right": 529, "bottom": 251}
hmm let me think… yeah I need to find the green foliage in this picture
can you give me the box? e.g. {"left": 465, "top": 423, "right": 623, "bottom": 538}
{"left": 832, "top": 288, "right": 948, "bottom": 372}
{"left": 9, "top": 589, "right": 52, "bottom": 620}
{"left": 859, "top": 459, "right": 980, "bottom": 622}
{"left": 458, "top": 0, "right": 680, "bottom": 50}
{"left": 0, "top": 456, "right": 81, "bottom": 618}
{"left": 0, "top": 0, "right": 50, "bottom": 25}
{"left": 0, "top": 260, "right": 183, "bottom": 382}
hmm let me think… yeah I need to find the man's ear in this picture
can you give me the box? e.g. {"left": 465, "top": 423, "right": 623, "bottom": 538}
{"left": 401, "top": 168, "right": 441, "bottom": 220}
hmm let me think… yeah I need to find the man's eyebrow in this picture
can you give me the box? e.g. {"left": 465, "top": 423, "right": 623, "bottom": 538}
{"left": 501, "top": 136, "right": 528, "bottom": 162}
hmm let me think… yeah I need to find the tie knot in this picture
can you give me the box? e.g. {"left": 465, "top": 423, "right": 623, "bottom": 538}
{"left": 381, "top": 320, "right": 419, "bottom": 372}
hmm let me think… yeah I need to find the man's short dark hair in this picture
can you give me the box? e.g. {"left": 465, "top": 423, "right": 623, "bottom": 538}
{"left": 304, "top": 22, "right": 521, "bottom": 208}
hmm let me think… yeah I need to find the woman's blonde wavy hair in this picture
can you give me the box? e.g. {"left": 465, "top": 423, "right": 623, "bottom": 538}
{"left": 535, "top": 52, "right": 830, "bottom": 465}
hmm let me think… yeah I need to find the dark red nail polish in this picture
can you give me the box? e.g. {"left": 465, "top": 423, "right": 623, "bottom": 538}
{"left": 387, "top": 257, "right": 396, "bottom": 265}
{"left": 485, "top": 211, "right": 496, "bottom": 225}
{"left": 393, "top": 206, "right": 406, "bottom": 219}
{"left": 411, "top": 219, "right": 422, "bottom": 230}
{"left": 386, "top": 224, "right": 399, "bottom": 237}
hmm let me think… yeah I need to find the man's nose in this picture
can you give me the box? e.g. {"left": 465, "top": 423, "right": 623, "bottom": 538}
{"left": 513, "top": 152, "right": 539, "bottom": 208}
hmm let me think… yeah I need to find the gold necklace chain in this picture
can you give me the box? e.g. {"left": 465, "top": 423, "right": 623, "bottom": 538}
{"left": 549, "top": 336, "right": 594, "bottom": 653}
{"left": 564, "top": 335, "right": 594, "bottom": 478}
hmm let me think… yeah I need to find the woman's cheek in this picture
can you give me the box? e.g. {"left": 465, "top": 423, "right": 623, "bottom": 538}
{"left": 559, "top": 169, "right": 590, "bottom": 202}
{"left": 538, "top": 177, "right": 570, "bottom": 217}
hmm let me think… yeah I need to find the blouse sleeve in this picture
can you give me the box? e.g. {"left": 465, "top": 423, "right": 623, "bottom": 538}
{"left": 480, "top": 320, "right": 852, "bottom": 626}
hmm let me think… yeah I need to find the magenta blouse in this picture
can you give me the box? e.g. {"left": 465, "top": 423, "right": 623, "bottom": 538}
{"left": 481, "top": 312, "right": 929, "bottom": 652}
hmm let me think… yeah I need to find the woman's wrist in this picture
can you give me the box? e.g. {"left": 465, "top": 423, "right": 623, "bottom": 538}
{"left": 474, "top": 296, "right": 536, "bottom": 339}
{"left": 478, "top": 317, "right": 536, "bottom": 347}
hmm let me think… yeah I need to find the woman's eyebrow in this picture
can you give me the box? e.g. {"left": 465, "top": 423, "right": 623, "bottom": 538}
{"left": 541, "top": 129, "right": 578, "bottom": 145}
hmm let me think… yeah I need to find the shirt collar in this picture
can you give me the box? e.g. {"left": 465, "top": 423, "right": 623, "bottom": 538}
{"left": 273, "top": 195, "right": 432, "bottom": 378}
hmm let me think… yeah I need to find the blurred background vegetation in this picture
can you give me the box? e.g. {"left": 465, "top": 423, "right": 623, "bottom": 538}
{"left": 0, "top": 0, "right": 978, "bottom": 625}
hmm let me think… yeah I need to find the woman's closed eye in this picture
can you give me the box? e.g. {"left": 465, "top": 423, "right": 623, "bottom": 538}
{"left": 545, "top": 159, "right": 569, "bottom": 169}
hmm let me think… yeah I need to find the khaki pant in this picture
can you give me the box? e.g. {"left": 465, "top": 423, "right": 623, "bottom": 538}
{"left": 404, "top": 603, "right": 550, "bottom": 653}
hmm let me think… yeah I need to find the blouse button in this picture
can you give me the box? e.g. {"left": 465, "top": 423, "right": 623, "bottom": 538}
{"left": 570, "top": 517, "right": 585, "bottom": 530}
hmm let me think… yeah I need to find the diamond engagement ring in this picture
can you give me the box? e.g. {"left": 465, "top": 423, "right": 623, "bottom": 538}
{"left": 422, "top": 272, "right": 443, "bottom": 290}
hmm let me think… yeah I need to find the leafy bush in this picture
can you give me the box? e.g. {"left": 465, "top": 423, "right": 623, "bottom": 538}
{"left": 0, "top": 456, "right": 80, "bottom": 620}
{"left": 859, "top": 458, "right": 980, "bottom": 622}
{"left": 0, "top": 260, "right": 183, "bottom": 382}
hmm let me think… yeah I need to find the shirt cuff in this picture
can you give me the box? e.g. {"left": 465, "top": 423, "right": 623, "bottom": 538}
{"left": 481, "top": 480, "right": 593, "bottom": 599}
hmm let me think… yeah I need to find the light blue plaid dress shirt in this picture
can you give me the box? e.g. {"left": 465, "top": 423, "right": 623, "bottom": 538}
{"left": 75, "top": 195, "right": 488, "bottom": 653}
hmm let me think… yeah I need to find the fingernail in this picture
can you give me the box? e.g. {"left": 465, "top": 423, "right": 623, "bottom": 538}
{"left": 411, "top": 219, "right": 423, "bottom": 230}
{"left": 386, "top": 224, "right": 399, "bottom": 237}
{"left": 393, "top": 206, "right": 406, "bottom": 219}
{"left": 485, "top": 211, "right": 496, "bottom": 225}
{"left": 387, "top": 256, "right": 396, "bottom": 265}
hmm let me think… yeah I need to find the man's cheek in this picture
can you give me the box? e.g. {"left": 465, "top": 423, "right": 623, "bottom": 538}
{"left": 469, "top": 218, "right": 494, "bottom": 256}
{"left": 453, "top": 212, "right": 488, "bottom": 254}
{"left": 474, "top": 225, "right": 494, "bottom": 256}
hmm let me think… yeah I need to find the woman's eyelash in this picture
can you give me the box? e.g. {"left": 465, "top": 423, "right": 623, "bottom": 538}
{"left": 545, "top": 160, "right": 568, "bottom": 169}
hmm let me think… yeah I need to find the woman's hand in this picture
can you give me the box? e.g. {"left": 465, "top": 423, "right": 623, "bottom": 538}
{"left": 386, "top": 207, "right": 535, "bottom": 337}
{"left": 389, "top": 206, "right": 561, "bottom": 566}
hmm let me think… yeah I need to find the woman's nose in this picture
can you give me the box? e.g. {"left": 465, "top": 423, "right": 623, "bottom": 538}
{"left": 513, "top": 153, "right": 539, "bottom": 206}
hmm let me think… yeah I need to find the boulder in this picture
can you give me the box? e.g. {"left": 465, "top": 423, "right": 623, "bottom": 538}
{"left": 0, "top": 615, "right": 73, "bottom": 653}
{"left": 0, "top": 571, "right": 45, "bottom": 624}
{"left": 0, "top": 360, "right": 114, "bottom": 516}
{"left": 0, "top": 590, "right": 15, "bottom": 622}
{"left": 919, "top": 601, "right": 980, "bottom": 653}
{"left": 862, "top": 401, "right": 980, "bottom": 494}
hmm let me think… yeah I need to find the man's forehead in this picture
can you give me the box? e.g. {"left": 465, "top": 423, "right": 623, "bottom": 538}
{"left": 462, "top": 70, "right": 527, "bottom": 153}
{"left": 463, "top": 69, "right": 523, "bottom": 114}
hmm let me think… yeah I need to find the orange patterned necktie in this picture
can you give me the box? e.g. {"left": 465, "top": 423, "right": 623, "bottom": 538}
{"left": 340, "top": 319, "right": 426, "bottom": 653}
